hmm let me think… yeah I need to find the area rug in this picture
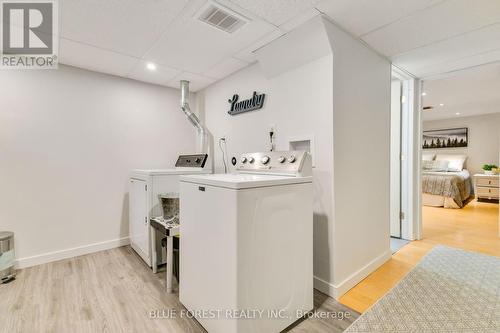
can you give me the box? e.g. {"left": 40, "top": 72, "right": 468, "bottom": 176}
{"left": 345, "top": 246, "right": 500, "bottom": 332}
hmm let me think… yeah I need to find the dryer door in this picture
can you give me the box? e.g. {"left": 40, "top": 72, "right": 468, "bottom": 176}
{"left": 129, "top": 178, "right": 150, "bottom": 264}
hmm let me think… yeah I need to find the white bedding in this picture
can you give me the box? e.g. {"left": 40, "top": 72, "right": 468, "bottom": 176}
{"left": 421, "top": 169, "right": 472, "bottom": 208}
{"left": 422, "top": 169, "right": 470, "bottom": 180}
{"left": 422, "top": 193, "right": 461, "bottom": 209}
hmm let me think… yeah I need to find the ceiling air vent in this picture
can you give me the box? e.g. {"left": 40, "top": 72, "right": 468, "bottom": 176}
{"left": 197, "top": 2, "right": 248, "bottom": 33}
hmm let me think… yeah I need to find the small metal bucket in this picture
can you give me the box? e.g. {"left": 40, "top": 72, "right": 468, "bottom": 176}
{"left": 0, "top": 231, "right": 15, "bottom": 283}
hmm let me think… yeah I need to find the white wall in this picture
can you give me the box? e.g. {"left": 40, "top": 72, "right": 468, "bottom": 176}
{"left": 325, "top": 19, "right": 392, "bottom": 295}
{"left": 423, "top": 112, "right": 500, "bottom": 176}
{"left": 0, "top": 65, "right": 196, "bottom": 266}
{"left": 197, "top": 17, "right": 391, "bottom": 298}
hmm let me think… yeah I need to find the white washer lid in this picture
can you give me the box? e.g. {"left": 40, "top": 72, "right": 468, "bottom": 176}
{"left": 180, "top": 173, "right": 312, "bottom": 189}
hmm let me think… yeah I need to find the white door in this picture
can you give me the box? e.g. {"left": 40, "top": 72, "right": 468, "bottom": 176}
{"left": 129, "top": 179, "right": 149, "bottom": 263}
{"left": 390, "top": 79, "right": 402, "bottom": 238}
{"left": 391, "top": 67, "right": 419, "bottom": 241}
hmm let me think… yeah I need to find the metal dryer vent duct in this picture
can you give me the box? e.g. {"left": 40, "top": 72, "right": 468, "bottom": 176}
{"left": 180, "top": 80, "right": 208, "bottom": 154}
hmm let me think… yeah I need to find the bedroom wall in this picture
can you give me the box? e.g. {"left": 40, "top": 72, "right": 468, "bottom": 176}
{"left": 423, "top": 112, "right": 500, "bottom": 176}
{"left": 0, "top": 65, "right": 196, "bottom": 267}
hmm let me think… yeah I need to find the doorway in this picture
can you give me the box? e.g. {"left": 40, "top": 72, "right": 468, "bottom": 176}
{"left": 419, "top": 67, "right": 500, "bottom": 251}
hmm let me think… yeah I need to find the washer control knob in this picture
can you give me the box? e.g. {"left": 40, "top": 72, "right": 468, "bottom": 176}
{"left": 288, "top": 155, "right": 296, "bottom": 163}
{"left": 261, "top": 156, "right": 270, "bottom": 164}
{"left": 248, "top": 156, "right": 255, "bottom": 163}
{"left": 240, "top": 156, "right": 247, "bottom": 163}
{"left": 278, "top": 156, "right": 286, "bottom": 163}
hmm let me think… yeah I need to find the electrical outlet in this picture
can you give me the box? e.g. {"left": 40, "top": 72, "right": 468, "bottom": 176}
{"left": 268, "top": 125, "right": 276, "bottom": 152}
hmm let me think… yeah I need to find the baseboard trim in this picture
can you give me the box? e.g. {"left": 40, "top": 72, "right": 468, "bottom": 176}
{"left": 15, "top": 237, "right": 130, "bottom": 269}
{"left": 314, "top": 249, "right": 392, "bottom": 299}
{"left": 313, "top": 275, "right": 338, "bottom": 298}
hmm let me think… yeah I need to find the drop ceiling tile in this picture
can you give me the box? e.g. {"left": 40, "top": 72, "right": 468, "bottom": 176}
{"left": 233, "top": 29, "right": 285, "bottom": 63}
{"left": 422, "top": 64, "right": 500, "bottom": 120}
{"left": 279, "top": 7, "right": 320, "bottom": 32}
{"left": 167, "top": 72, "right": 217, "bottom": 92}
{"left": 59, "top": 38, "right": 138, "bottom": 77}
{"left": 316, "top": 0, "right": 443, "bottom": 36}
{"left": 60, "top": 0, "right": 188, "bottom": 58}
{"left": 392, "top": 23, "right": 500, "bottom": 77}
{"left": 203, "top": 57, "right": 249, "bottom": 79}
{"left": 127, "top": 61, "right": 182, "bottom": 86}
{"left": 363, "top": 0, "right": 500, "bottom": 57}
{"left": 143, "top": 0, "right": 276, "bottom": 74}
{"left": 228, "top": 0, "right": 321, "bottom": 26}
{"left": 417, "top": 48, "right": 500, "bottom": 79}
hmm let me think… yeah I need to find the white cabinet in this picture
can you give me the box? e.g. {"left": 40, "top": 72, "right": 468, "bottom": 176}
{"left": 129, "top": 178, "right": 149, "bottom": 264}
{"left": 474, "top": 174, "right": 499, "bottom": 202}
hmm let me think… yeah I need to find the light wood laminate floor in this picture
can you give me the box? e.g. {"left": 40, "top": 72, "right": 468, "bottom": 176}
{"left": 339, "top": 199, "right": 500, "bottom": 313}
{"left": 0, "top": 246, "right": 358, "bottom": 333}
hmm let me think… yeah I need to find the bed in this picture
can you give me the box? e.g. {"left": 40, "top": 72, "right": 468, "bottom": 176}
{"left": 421, "top": 154, "right": 473, "bottom": 209}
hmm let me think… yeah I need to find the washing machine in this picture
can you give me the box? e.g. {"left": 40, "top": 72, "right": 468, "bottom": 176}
{"left": 129, "top": 154, "right": 209, "bottom": 267}
{"left": 179, "top": 151, "right": 313, "bottom": 333}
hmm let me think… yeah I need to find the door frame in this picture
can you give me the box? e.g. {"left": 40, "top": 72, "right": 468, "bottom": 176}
{"left": 392, "top": 66, "right": 422, "bottom": 241}
{"left": 390, "top": 77, "right": 403, "bottom": 238}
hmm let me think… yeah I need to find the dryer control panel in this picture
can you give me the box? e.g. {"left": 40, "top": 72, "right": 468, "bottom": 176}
{"left": 175, "top": 154, "right": 208, "bottom": 168}
{"left": 236, "top": 151, "right": 311, "bottom": 176}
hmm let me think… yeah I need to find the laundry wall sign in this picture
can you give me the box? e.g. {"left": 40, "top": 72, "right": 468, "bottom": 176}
{"left": 227, "top": 91, "right": 266, "bottom": 115}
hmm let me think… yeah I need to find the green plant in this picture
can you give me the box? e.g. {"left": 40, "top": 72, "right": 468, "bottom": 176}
{"left": 482, "top": 164, "right": 498, "bottom": 171}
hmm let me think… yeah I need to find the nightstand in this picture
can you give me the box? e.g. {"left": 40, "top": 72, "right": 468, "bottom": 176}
{"left": 474, "top": 174, "right": 499, "bottom": 202}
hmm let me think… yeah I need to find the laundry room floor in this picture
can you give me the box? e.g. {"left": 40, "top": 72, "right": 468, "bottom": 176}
{"left": 0, "top": 246, "right": 358, "bottom": 333}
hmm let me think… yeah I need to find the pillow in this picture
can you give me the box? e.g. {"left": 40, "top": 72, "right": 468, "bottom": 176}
{"left": 435, "top": 154, "right": 467, "bottom": 172}
{"left": 422, "top": 153, "right": 436, "bottom": 161}
{"left": 423, "top": 160, "right": 449, "bottom": 172}
{"left": 422, "top": 160, "right": 432, "bottom": 170}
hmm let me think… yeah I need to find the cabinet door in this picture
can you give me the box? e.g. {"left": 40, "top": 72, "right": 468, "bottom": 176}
{"left": 129, "top": 179, "right": 149, "bottom": 263}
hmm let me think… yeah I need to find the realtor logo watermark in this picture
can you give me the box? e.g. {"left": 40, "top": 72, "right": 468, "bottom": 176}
{"left": 1, "top": 0, "right": 58, "bottom": 69}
